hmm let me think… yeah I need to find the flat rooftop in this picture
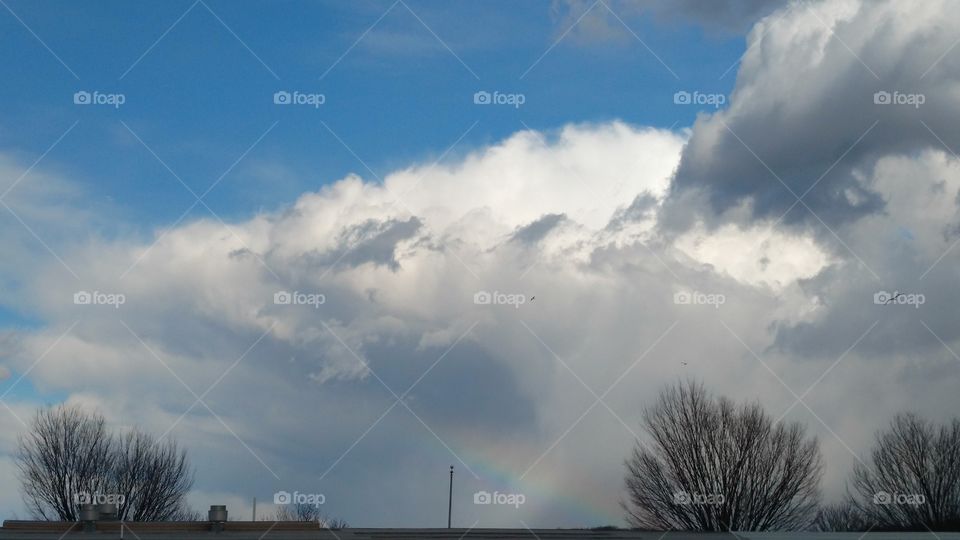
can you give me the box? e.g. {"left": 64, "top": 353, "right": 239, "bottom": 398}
{"left": 2, "top": 523, "right": 960, "bottom": 540}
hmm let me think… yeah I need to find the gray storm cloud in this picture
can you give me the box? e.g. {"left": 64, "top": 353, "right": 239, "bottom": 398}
{"left": 663, "top": 0, "right": 960, "bottom": 230}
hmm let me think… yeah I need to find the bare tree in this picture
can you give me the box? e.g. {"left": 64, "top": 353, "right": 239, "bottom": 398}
{"left": 813, "top": 501, "right": 869, "bottom": 531}
{"left": 16, "top": 405, "right": 194, "bottom": 521}
{"left": 849, "top": 413, "right": 960, "bottom": 531}
{"left": 623, "top": 380, "right": 823, "bottom": 531}
{"left": 16, "top": 406, "right": 113, "bottom": 521}
{"left": 111, "top": 430, "right": 193, "bottom": 521}
{"left": 273, "top": 503, "right": 322, "bottom": 522}
{"left": 271, "top": 504, "right": 348, "bottom": 528}
{"left": 324, "top": 517, "right": 350, "bottom": 529}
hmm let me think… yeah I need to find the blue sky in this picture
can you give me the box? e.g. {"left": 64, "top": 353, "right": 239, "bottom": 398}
{"left": 0, "top": 0, "right": 740, "bottom": 229}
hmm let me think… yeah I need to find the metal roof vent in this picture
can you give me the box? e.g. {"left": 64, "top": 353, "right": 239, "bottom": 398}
{"left": 96, "top": 503, "right": 117, "bottom": 521}
{"left": 79, "top": 503, "right": 98, "bottom": 532}
{"left": 208, "top": 505, "right": 227, "bottom": 532}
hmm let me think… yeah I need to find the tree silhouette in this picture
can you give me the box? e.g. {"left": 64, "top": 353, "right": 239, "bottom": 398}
{"left": 849, "top": 413, "right": 960, "bottom": 531}
{"left": 271, "top": 503, "right": 348, "bottom": 528}
{"left": 623, "top": 380, "right": 822, "bottom": 531}
{"left": 16, "top": 404, "right": 194, "bottom": 521}
{"left": 813, "top": 501, "right": 869, "bottom": 531}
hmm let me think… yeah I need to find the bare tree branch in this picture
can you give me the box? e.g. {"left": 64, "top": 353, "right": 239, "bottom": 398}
{"left": 849, "top": 412, "right": 960, "bottom": 531}
{"left": 813, "top": 501, "right": 869, "bottom": 531}
{"left": 270, "top": 504, "right": 349, "bottom": 528}
{"left": 112, "top": 429, "right": 194, "bottom": 521}
{"left": 16, "top": 405, "right": 113, "bottom": 521}
{"left": 15, "top": 404, "right": 194, "bottom": 521}
{"left": 623, "top": 380, "right": 823, "bottom": 531}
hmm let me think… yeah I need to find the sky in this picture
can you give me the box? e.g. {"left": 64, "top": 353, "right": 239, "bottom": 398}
{"left": 1, "top": 0, "right": 959, "bottom": 529}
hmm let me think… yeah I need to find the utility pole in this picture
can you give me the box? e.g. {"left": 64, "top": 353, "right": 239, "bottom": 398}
{"left": 447, "top": 465, "right": 454, "bottom": 528}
